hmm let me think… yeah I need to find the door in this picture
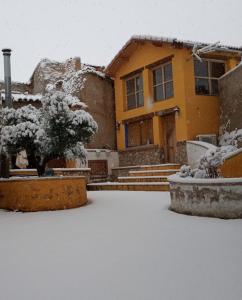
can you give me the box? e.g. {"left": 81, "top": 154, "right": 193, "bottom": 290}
{"left": 162, "top": 114, "right": 176, "bottom": 163}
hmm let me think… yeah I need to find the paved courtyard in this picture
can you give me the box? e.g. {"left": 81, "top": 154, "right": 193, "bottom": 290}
{"left": 0, "top": 191, "right": 242, "bottom": 300}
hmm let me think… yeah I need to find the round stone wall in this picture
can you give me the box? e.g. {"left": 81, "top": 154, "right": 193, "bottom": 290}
{"left": 168, "top": 175, "right": 242, "bottom": 219}
{"left": 0, "top": 176, "right": 87, "bottom": 212}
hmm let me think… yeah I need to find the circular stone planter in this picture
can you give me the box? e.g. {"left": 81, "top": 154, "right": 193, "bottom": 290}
{"left": 0, "top": 176, "right": 87, "bottom": 212}
{"left": 168, "top": 175, "right": 242, "bottom": 219}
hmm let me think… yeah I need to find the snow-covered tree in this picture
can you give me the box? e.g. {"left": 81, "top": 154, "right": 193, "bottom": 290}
{"left": 0, "top": 90, "right": 97, "bottom": 176}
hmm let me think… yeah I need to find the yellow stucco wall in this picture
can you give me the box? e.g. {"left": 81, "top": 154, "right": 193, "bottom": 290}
{"left": 113, "top": 41, "right": 240, "bottom": 151}
{"left": 0, "top": 176, "right": 87, "bottom": 212}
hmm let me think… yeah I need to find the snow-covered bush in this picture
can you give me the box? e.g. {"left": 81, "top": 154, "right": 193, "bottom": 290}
{"left": 0, "top": 90, "right": 97, "bottom": 176}
{"left": 219, "top": 128, "right": 242, "bottom": 147}
{"left": 177, "top": 165, "right": 192, "bottom": 178}
{"left": 178, "top": 145, "right": 237, "bottom": 179}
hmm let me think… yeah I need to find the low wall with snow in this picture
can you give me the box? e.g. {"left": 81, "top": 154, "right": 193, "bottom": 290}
{"left": 10, "top": 168, "right": 91, "bottom": 182}
{"left": 168, "top": 175, "right": 242, "bottom": 219}
{"left": 186, "top": 141, "right": 217, "bottom": 168}
{"left": 0, "top": 176, "right": 87, "bottom": 212}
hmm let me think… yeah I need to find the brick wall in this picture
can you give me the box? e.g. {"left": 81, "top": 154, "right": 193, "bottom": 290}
{"left": 119, "top": 145, "right": 164, "bottom": 167}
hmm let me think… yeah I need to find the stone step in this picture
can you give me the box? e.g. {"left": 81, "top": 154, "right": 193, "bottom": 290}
{"left": 138, "top": 163, "right": 180, "bottom": 171}
{"left": 90, "top": 175, "right": 108, "bottom": 181}
{"left": 129, "top": 169, "right": 179, "bottom": 177}
{"left": 87, "top": 182, "right": 170, "bottom": 192}
{"left": 118, "top": 176, "right": 168, "bottom": 182}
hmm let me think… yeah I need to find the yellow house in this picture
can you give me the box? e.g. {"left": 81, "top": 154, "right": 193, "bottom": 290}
{"left": 105, "top": 35, "right": 241, "bottom": 165}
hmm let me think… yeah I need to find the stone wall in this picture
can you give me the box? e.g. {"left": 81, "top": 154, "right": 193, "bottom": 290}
{"left": 80, "top": 73, "right": 116, "bottom": 150}
{"left": 175, "top": 141, "right": 187, "bottom": 165}
{"left": 118, "top": 145, "right": 164, "bottom": 167}
{"left": 29, "top": 58, "right": 116, "bottom": 150}
{"left": 219, "top": 64, "right": 242, "bottom": 131}
{"left": 169, "top": 176, "right": 242, "bottom": 219}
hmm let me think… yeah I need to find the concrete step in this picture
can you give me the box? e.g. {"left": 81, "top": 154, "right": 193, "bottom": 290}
{"left": 90, "top": 175, "right": 108, "bottom": 183}
{"left": 138, "top": 163, "right": 180, "bottom": 171}
{"left": 87, "top": 182, "right": 170, "bottom": 191}
{"left": 129, "top": 169, "right": 179, "bottom": 177}
{"left": 118, "top": 176, "right": 168, "bottom": 182}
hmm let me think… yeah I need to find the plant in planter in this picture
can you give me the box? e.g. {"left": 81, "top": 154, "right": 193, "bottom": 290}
{"left": 169, "top": 142, "right": 242, "bottom": 219}
{"left": 178, "top": 145, "right": 238, "bottom": 179}
{"left": 0, "top": 90, "right": 97, "bottom": 176}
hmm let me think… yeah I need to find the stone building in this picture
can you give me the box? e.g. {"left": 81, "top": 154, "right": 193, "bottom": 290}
{"left": 0, "top": 57, "right": 118, "bottom": 178}
{"left": 219, "top": 63, "right": 242, "bottom": 133}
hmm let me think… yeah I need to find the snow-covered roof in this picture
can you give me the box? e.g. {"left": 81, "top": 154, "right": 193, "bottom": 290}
{"left": 105, "top": 34, "right": 242, "bottom": 76}
{"left": 30, "top": 57, "right": 106, "bottom": 83}
{"left": 1, "top": 91, "right": 42, "bottom": 102}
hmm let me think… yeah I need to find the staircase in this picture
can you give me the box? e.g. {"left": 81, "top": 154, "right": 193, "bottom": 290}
{"left": 87, "top": 163, "right": 180, "bottom": 191}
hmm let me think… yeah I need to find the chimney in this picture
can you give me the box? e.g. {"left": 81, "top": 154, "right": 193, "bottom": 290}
{"left": 2, "top": 48, "right": 12, "bottom": 107}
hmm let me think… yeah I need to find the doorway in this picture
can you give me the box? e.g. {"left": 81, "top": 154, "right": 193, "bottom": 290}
{"left": 162, "top": 113, "right": 176, "bottom": 163}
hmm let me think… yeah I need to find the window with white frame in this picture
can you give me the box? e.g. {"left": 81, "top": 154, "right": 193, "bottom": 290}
{"left": 153, "top": 62, "right": 174, "bottom": 101}
{"left": 194, "top": 59, "right": 225, "bottom": 95}
{"left": 125, "top": 74, "right": 144, "bottom": 110}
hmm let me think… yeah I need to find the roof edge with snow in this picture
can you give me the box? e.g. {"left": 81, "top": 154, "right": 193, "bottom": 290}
{"left": 105, "top": 34, "right": 242, "bottom": 76}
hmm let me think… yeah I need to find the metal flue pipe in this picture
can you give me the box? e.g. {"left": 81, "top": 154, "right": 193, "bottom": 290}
{"left": 2, "top": 48, "right": 12, "bottom": 107}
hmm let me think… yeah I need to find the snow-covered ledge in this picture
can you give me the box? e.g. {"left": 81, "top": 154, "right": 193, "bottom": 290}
{"left": 168, "top": 175, "right": 242, "bottom": 219}
{"left": 186, "top": 141, "right": 217, "bottom": 169}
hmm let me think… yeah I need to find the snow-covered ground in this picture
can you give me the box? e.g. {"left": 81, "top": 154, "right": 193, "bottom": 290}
{"left": 0, "top": 191, "right": 242, "bottom": 300}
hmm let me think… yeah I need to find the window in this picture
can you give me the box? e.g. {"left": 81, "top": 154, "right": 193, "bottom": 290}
{"left": 127, "top": 118, "right": 153, "bottom": 147}
{"left": 153, "top": 62, "right": 174, "bottom": 101}
{"left": 125, "top": 74, "right": 144, "bottom": 110}
{"left": 194, "top": 59, "right": 225, "bottom": 95}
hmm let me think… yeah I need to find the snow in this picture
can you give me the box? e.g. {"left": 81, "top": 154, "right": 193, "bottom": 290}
{"left": 112, "top": 163, "right": 180, "bottom": 170}
{"left": 1, "top": 92, "right": 42, "bottom": 102}
{"left": 187, "top": 140, "right": 217, "bottom": 151}
{"left": 88, "top": 182, "right": 169, "bottom": 186}
{"left": 219, "top": 128, "right": 242, "bottom": 147}
{"left": 168, "top": 174, "right": 242, "bottom": 184}
{"left": 118, "top": 175, "right": 167, "bottom": 179}
{"left": 130, "top": 169, "right": 180, "bottom": 174}
{"left": 0, "top": 175, "right": 85, "bottom": 182}
{"left": 0, "top": 191, "right": 241, "bottom": 300}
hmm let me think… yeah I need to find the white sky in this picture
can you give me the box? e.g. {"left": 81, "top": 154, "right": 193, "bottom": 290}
{"left": 0, "top": 0, "right": 241, "bottom": 82}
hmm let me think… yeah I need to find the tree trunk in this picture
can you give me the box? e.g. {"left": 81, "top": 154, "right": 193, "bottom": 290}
{"left": 27, "top": 152, "right": 48, "bottom": 177}
{"left": 0, "top": 154, "right": 10, "bottom": 178}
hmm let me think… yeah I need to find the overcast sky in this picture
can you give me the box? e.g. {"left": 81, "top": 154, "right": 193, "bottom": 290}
{"left": 0, "top": 0, "right": 241, "bottom": 82}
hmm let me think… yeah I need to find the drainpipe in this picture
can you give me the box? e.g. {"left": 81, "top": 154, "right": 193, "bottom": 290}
{"left": 0, "top": 48, "right": 12, "bottom": 178}
{"left": 2, "top": 48, "right": 12, "bottom": 107}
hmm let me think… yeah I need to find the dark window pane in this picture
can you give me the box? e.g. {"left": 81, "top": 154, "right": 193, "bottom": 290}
{"left": 154, "top": 85, "right": 164, "bottom": 101}
{"left": 135, "top": 76, "right": 143, "bottom": 92}
{"left": 136, "top": 92, "right": 144, "bottom": 107}
{"left": 195, "top": 78, "right": 209, "bottom": 95}
{"left": 211, "top": 79, "right": 219, "bottom": 95}
{"left": 211, "top": 62, "right": 225, "bottom": 78}
{"left": 126, "top": 79, "right": 135, "bottom": 94}
{"left": 127, "top": 94, "right": 136, "bottom": 109}
{"left": 153, "top": 68, "right": 163, "bottom": 85}
{"left": 165, "top": 81, "right": 174, "bottom": 98}
{"left": 164, "top": 63, "right": 173, "bottom": 81}
{"left": 194, "top": 60, "right": 208, "bottom": 77}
